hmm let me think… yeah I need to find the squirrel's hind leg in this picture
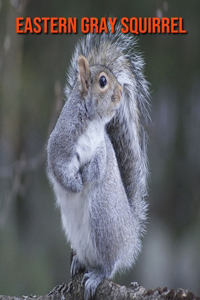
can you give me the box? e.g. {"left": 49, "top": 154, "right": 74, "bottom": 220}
{"left": 82, "top": 268, "right": 108, "bottom": 300}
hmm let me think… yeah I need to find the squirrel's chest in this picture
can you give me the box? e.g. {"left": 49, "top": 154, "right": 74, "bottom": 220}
{"left": 76, "top": 121, "right": 104, "bottom": 166}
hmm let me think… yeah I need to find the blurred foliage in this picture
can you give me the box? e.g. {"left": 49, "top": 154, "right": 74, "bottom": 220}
{"left": 0, "top": 0, "right": 200, "bottom": 297}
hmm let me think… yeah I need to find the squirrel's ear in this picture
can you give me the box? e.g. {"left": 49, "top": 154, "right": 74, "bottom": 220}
{"left": 78, "top": 55, "right": 90, "bottom": 94}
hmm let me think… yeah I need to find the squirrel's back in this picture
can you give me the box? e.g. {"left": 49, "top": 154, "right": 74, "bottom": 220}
{"left": 65, "top": 25, "right": 150, "bottom": 238}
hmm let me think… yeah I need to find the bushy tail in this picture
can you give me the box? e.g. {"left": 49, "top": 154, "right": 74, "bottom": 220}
{"left": 65, "top": 24, "right": 150, "bottom": 238}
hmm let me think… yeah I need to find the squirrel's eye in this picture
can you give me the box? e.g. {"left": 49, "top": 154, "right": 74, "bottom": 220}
{"left": 99, "top": 76, "right": 107, "bottom": 88}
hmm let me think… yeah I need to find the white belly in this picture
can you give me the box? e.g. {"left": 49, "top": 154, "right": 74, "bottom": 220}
{"left": 53, "top": 180, "right": 96, "bottom": 266}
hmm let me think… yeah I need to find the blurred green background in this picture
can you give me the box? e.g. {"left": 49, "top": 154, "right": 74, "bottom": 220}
{"left": 0, "top": 0, "right": 200, "bottom": 297}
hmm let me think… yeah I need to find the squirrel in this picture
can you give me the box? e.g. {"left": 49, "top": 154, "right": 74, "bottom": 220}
{"left": 47, "top": 25, "right": 150, "bottom": 300}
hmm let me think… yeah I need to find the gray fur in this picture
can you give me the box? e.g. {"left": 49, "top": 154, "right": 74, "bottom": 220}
{"left": 47, "top": 25, "right": 150, "bottom": 300}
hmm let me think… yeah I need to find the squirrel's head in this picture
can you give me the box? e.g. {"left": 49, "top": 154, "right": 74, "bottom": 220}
{"left": 77, "top": 55, "right": 122, "bottom": 123}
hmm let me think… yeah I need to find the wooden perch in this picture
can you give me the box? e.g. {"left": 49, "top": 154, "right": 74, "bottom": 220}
{"left": 0, "top": 271, "right": 199, "bottom": 300}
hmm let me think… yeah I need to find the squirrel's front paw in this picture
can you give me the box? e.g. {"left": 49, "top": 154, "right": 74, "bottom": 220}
{"left": 82, "top": 164, "right": 92, "bottom": 183}
{"left": 68, "top": 172, "right": 83, "bottom": 193}
{"left": 82, "top": 161, "right": 101, "bottom": 183}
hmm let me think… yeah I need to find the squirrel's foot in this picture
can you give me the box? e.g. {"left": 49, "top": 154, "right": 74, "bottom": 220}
{"left": 82, "top": 269, "right": 105, "bottom": 300}
{"left": 70, "top": 254, "right": 85, "bottom": 277}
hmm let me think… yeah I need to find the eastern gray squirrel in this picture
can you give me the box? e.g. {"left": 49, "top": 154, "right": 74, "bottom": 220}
{"left": 47, "top": 25, "right": 150, "bottom": 300}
